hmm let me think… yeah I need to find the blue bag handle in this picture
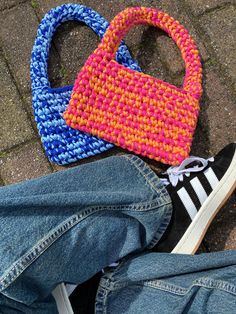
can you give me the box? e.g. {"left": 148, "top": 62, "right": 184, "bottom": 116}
{"left": 30, "top": 3, "right": 141, "bottom": 91}
{"left": 30, "top": 4, "right": 141, "bottom": 165}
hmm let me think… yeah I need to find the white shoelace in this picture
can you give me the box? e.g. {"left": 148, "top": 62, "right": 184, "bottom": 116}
{"left": 161, "top": 156, "right": 214, "bottom": 187}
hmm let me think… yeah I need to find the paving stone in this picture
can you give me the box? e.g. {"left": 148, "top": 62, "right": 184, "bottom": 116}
{"left": 37, "top": 0, "right": 157, "bottom": 19}
{"left": 151, "top": 1, "right": 209, "bottom": 63}
{"left": 36, "top": 0, "right": 209, "bottom": 71}
{"left": 37, "top": 0, "right": 178, "bottom": 86}
{"left": 156, "top": 35, "right": 185, "bottom": 75}
{"left": 22, "top": 92, "right": 39, "bottom": 127}
{"left": 0, "top": 141, "right": 52, "bottom": 184}
{"left": 196, "top": 243, "right": 208, "bottom": 254}
{"left": 36, "top": 0, "right": 207, "bottom": 83}
{"left": 190, "top": 111, "right": 210, "bottom": 159}
{"left": 187, "top": 0, "right": 235, "bottom": 16}
{"left": 0, "top": 2, "right": 39, "bottom": 93}
{"left": 86, "top": 0, "right": 209, "bottom": 62}
{"left": 21, "top": 93, "right": 42, "bottom": 136}
{"left": 47, "top": 45, "right": 64, "bottom": 88}
{"left": 191, "top": 67, "right": 236, "bottom": 158}
{"left": 0, "top": 0, "right": 27, "bottom": 11}
{"left": 204, "top": 69, "right": 236, "bottom": 152}
{"left": 80, "top": 0, "right": 181, "bottom": 20}
{"left": 126, "top": 26, "right": 167, "bottom": 83}
{"left": 36, "top": 1, "right": 99, "bottom": 88}
{"left": 200, "top": 6, "right": 236, "bottom": 89}
{"left": 56, "top": 22, "right": 169, "bottom": 86}
{"left": 142, "top": 0, "right": 209, "bottom": 62}
{"left": 37, "top": 1, "right": 130, "bottom": 87}
{"left": 0, "top": 56, "right": 35, "bottom": 151}
{"left": 204, "top": 193, "right": 236, "bottom": 251}
{"left": 37, "top": 0, "right": 80, "bottom": 16}
{"left": 49, "top": 21, "right": 100, "bottom": 88}
{"left": 41, "top": 0, "right": 176, "bottom": 16}
{"left": 22, "top": 93, "right": 34, "bottom": 118}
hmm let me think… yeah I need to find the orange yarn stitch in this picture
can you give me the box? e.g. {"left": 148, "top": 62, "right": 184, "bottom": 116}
{"left": 64, "top": 7, "right": 202, "bottom": 165}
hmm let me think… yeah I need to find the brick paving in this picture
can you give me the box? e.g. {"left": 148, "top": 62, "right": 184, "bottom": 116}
{"left": 0, "top": 0, "right": 235, "bottom": 252}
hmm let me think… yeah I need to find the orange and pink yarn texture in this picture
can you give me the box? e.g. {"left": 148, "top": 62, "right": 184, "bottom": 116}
{"left": 64, "top": 7, "right": 203, "bottom": 165}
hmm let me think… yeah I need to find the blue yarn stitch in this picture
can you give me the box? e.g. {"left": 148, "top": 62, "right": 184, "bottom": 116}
{"left": 30, "top": 4, "right": 141, "bottom": 165}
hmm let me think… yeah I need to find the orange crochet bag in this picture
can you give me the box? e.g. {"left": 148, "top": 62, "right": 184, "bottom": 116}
{"left": 64, "top": 7, "right": 202, "bottom": 165}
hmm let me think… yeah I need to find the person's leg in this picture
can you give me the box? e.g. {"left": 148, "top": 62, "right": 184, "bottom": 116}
{"left": 0, "top": 155, "right": 172, "bottom": 313}
{"left": 0, "top": 294, "right": 57, "bottom": 314}
{"left": 97, "top": 250, "right": 236, "bottom": 314}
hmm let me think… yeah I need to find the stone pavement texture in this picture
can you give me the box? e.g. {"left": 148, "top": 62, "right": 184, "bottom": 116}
{"left": 0, "top": 0, "right": 235, "bottom": 253}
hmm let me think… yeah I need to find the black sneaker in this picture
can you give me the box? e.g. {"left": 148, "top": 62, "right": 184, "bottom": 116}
{"left": 154, "top": 143, "right": 236, "bottom": 254}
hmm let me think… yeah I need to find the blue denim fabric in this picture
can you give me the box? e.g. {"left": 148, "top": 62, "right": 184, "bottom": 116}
{"left": 0, "top": 155, "right": 172, "bottom": 313}
{"left": 97, "top": 250, "right": 236, "bottom": 314}
{"left": 0, "top": 155, "right": 235, "bottom": 313}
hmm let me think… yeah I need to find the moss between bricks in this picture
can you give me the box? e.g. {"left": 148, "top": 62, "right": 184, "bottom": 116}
{"left": 31, "top": 0, "right": 39, "bottom": 9}
{"left": 0, "top": 152, "right": 8, "bottom": 158}
{"left": 59, "top": 65, "right": 69, "bottom": 79}
{"left": 204, "top": 58, "right": 218, "bottom": 67}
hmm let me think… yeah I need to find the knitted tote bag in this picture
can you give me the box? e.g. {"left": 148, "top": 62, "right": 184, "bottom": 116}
{"left": 30, "top": 4, "right": 141, "bottom": 165}
{"left": 64, "top": 7, "right": 203, "bottom": 165}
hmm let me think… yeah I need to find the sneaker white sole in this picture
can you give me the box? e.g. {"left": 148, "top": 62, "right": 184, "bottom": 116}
{"left": 52, "top": 284, "right": 74, "bottom": 314}
{"left": 172, "top": 148, "right": 236, "bottom": 254}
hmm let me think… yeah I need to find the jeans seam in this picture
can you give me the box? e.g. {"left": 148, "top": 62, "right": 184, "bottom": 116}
{"left": 123, "top": 155, "right": 170, "bottom": 202}
{"left": 95, "top": 286, "right": 109, "bottom": 314}
{"left": 143, "top": 280, "right": 189, "bottom": 295}
{"left": 147, "top": 202, "right": 173, "bottom": 249}
{"left": 194, "top": 278, "right": 236, "bottom": 296}
{"left": 0, "top": 201, "right": 166, "bottom": 292}
{"left": 143, "top": 278, "right": 236, "bottom": 296}
{"left": 99, "top": 274, "right": 236, "bottom": 297}
{"left": 95, "top": 274, "right": 236, "bottom": 312}
{"left": 0, "top": 214, "right": 81, "bottom": 292}
{"left": 123, "top": 155, "right": 172, "bottom": 248}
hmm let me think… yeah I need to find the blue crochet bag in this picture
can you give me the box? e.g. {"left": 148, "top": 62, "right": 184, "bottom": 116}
{"left": 30, "top": 4, "right": 141, "bottom": 165}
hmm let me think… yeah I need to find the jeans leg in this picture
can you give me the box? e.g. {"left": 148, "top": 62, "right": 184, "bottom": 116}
{"left": 0, "top": 155, "right": 172, "bottom": 313}
{"left": 0, "top": 293, "right": 57, "bottom": 314}
{"left": 96, "top": 250, "right": 236, "bottom": 313}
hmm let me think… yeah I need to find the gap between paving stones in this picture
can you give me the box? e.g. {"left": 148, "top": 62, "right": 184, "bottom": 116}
{"left": 31, "top": 2, "right": 82, "bottom": 89}
{"left": 191, "top": 2, "right": 236, "bottom": 17}
{"left": 0, "top": 138, "right": 39, "bottom": 156}
{"left": 30, "top": 0, "right": 66, "bottom": 84}
{"left": 182, "top": 1, "right": 236, "bottom": 98}
{"left": 0, "top": 46, "right": 53, "bottom": 172}
{"left": 0, "top": 139, "right": 54, "bottom": 179}
{"left": 0, "top": 140, "right": 53, "bottom": 184}
{"left": 0, "top": 48, "right": 39, "bottom": 139}
{"left": 30, "top": 0, "right": 193, "bottom": 88}
{"left": 0, "top": 0, "right": 29, "bottom": 12}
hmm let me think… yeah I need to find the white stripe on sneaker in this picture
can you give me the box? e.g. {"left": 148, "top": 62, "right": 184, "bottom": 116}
{"left": 204, "top": 167, "right": 219, "bottom": 189}
{"left": 190, "top": 177, "right": 208, "bottom": 205}
{"left": 177, "top": 187, "right": 198, "bottom": 220}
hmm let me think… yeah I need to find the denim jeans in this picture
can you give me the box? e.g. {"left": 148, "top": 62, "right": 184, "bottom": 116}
{"left": 0, "top": 155, "right": 235, "bottom": 313}
{"left": 97, "top": 250, "right": 236, "bottom": 313}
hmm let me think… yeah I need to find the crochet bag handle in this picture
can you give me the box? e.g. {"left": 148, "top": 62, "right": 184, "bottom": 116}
{"left": 30, "top": 4, "right": 141, "bottom": 91}
{"left": 97, "top": 7, "right": 202, "bottom": 98}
